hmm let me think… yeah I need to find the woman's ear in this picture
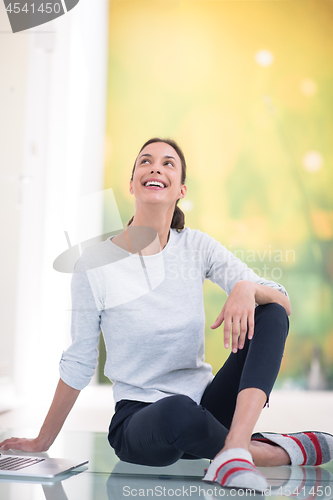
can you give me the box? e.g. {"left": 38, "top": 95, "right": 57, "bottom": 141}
{"left": 180, "top": 185, "right": 187, "bottom": 198}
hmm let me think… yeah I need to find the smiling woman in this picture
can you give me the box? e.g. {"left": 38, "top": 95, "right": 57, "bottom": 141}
{"left": 126, "top": 138, "right": 187, "bottom": 239}
{"left": 1, "top": 138, "right": 332, "bottom": 493}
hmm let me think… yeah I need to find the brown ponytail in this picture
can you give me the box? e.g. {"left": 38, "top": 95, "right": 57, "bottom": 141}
{"left": 126, "top": 137, "right": 187, "bottom": 232}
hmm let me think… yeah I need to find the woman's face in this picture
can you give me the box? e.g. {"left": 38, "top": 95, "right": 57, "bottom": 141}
{"left": 129, "top": 141, "right": 187, "bottom": 208}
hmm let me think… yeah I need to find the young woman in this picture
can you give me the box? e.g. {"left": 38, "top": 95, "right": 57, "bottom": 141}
{"left": 1, "top": 138, "right": 332, "bottom": 491}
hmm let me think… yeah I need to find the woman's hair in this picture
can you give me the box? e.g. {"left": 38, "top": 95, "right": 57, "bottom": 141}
{"left": 127, "top": 137, "right": 187, "bottom": 232}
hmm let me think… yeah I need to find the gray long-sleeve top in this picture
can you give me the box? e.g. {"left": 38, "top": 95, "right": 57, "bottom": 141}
{"left": 59, "top": 226, "right": 289, "bottom": 405}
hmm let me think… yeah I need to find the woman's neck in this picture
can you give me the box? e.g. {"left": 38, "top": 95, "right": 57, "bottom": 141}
{"left": 130, "top": 207, "right": 173, "bottom": 251}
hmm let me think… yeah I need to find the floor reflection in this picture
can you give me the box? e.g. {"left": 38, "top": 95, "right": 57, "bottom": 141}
{"left": 1, "top": 462, "right": 333, "bottom": 500}
{"left": 106, "top": 460, "right": 333, "bottom": 500}
{"left": 1, "top": 430, "right": 333, "bottom": 500}
{"left": 264, "top": 465, "right": 333, "bottom": 498}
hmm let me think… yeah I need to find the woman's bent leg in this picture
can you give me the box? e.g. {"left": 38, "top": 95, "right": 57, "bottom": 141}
{"left": 110, "top": 394, "right": 230, "bottom": 466}
{"left": 201, "top": 302, "right": 289, "bottom": 430}
{"left": 109, "top": 303, "right": 289, "bottom": 467}
{"left": 201, "top": 302, "right": 290, "bottom": 466}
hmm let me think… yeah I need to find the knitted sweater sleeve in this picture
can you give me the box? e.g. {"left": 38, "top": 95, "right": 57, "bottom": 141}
{"left": 59, "top": 254, "right": 102, "bottom": 390}
{"left": 202, "top": 232, "right": 289, "bottom": 298}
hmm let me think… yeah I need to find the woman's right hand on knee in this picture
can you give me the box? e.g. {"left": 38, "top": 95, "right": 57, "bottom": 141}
{"left": 210, "top": 280, "right": 256, "bottom": 353}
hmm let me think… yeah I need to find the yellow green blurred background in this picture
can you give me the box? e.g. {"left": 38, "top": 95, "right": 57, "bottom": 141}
{"left": 100, "top": 0, "right": 333, "bottom": 388}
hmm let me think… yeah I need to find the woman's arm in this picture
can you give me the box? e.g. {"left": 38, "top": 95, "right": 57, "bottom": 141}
{"left": 0, "top": 378, "right": 80, "bottom": 452}
{"left": 0, "top": 252, "right": 102, "bottom": 453}
{"left": 211, "top": 280, "right": 291, "bottom": 354}
{"left": 253, "top": 281, "right": 291, "bottom": 316}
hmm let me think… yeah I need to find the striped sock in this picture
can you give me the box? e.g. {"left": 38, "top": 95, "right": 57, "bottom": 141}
{"left": 202, "top": 448, "right": 268, "bottom": 492}
{"left": 251, "top": 431, "right": 333, "bottom": 466}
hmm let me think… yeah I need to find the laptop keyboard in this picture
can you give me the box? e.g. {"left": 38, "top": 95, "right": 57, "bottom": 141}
{"left": 0, "top": 456, "right": 45, "bottom": 471}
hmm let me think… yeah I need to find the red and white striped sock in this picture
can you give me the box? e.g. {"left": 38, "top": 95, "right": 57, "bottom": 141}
{"left": 251, "top": 431, "right": 333, "bottom": 466}
{"left": 202, "top": 448, "right": 268, "bottom": 492}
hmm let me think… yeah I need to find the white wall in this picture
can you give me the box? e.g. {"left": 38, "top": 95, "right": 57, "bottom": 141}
{"left": 0, "top": 0, "right": 109, "bottom": 407}
{"left": 0, "top": 7, "right": 30, "bottom": 412}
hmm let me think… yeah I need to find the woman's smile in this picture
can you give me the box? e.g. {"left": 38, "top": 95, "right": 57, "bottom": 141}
{"left": 143, "top": 185, "right": 167, "bottom": 190}
{"left": 142, "top": 178, "right": 169, "bottom": 190}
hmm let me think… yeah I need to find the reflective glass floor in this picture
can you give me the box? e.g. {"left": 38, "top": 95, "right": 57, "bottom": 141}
{"left": 1, "top": 429, "right": 333, "bottom": 500}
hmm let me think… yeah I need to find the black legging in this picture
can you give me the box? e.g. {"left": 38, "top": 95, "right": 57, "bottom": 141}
{"left": 108, "top": 302, "right": 289, "bottom": 467}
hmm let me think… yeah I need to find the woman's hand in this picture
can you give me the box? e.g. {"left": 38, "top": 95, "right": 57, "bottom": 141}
{"left": 0, "top": 436, "right": 49, "bottom": 453}
{"left": 211, "top": 280, "right": 256, "bottom": 353}
{"left": 0, "top": 379, "right": 81, "bottom": 455}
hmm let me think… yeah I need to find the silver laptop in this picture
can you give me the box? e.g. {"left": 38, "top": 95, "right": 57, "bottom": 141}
{"left": 0, "top": 451, "right": 88, "bottom": 479}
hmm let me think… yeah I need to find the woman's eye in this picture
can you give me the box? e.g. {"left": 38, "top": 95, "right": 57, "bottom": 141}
{"left": 140, "top": 159, "right": 174, "bottom": 167}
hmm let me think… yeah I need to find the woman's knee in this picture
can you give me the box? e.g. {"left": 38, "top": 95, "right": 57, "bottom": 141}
{"left": 155, "top": 394, "right": 197, "bottom": 425}
{"left": 155, "top": 395, "right": 210, "bottom": 441}
{"left": 255, "top": 302, "right": 289, "bottom": 337}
